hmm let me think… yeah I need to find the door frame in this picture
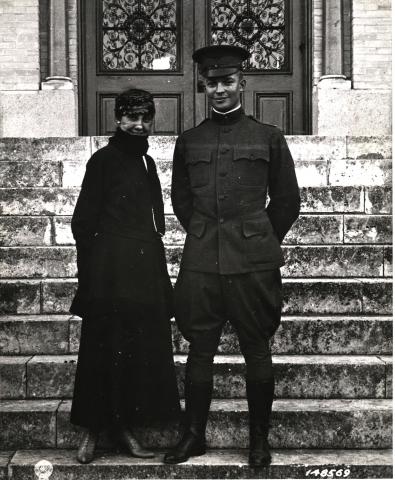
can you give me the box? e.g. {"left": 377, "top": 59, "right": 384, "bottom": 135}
{"left": 78, "top": 0, "right": 312, "bottom": 135}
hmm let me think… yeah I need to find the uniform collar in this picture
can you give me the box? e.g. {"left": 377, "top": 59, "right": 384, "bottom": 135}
{"left": 211, "top": 105, "right": 244, "bottom": 125}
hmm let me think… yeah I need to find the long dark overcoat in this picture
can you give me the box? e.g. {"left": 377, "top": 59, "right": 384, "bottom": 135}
{"left": 70, "top": 129, "right": 180, "bottom": 431}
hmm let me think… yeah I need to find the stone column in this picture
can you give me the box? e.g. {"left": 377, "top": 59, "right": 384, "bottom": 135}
{"left": 42, "top": 0, "right": 73, "bottom": 90}
{"left": 323, "top": 0, "right": 344, "bottom": 77}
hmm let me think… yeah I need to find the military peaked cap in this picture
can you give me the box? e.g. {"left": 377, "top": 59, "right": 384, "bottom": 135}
{"left": 192, "top": 45, "right": 249, "bottom": 78}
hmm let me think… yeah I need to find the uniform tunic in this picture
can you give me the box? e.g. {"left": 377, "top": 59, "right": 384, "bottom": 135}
{"left": 171, "top": 107, "right": 300, "bottom": 383}
{"left": 70, "top": 129, "right": 180, "bottom": 430}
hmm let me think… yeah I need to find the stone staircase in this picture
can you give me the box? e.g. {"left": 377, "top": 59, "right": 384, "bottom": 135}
{"left": 0, "top": 135, "right": 392, "bottom": 479}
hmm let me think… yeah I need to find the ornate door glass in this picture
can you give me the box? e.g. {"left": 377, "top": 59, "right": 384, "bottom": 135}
{"left": 209, "top": 0, "right": 289, "bottom": 72}
{"left": 100, "top": 0, "right": 180, "bottom": 72}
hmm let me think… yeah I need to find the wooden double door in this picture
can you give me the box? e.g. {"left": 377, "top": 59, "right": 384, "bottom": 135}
{"left": 80, "top": 0, "right": 311, "bottom": 135}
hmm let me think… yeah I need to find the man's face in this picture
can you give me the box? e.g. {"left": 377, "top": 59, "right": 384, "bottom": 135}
{"left": 204, "top": 72, "right": 246, "bottom": 112}
{"left": 118, "top": 108, "right": 154, "bottom": 136}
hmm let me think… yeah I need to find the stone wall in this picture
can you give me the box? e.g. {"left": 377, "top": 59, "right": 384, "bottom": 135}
{"left": 0, "top": 0, "right": 40, "bottom": 90}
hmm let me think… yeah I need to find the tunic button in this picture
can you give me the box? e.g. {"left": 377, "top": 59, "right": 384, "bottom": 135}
{"left": 220, "top": 147, "right": 229, "bottom": 154}
{"left": 219, "top": 218, "right": 224, "bottom": 224}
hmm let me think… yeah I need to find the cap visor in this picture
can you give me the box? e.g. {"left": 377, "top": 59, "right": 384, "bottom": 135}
{"left": 204, "top": 67, "right": 240, "bottom": 78}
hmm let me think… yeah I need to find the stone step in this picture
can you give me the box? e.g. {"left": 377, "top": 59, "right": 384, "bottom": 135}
{"left": 1, "top": 315, "right": 391, "bottom": 356}
{"left": 0, "top": 399, "right": 391, "bottom": 449}
{"left": 0, "top": 186, "right": 391, "bottom": 216}
{"left": 0, "top": 354, "right": 391, "bottom": 400}
{"left": 0, "top": 245, "right": 391, "bottom": 278}
{"left": 5, "top": 449, "right": 393, "bottom": 479}
{"left": 1, "top": 214, "right": 391, "bottom": 247}
{"left": 0, "top": 278, "right": 391, "bottom": 315}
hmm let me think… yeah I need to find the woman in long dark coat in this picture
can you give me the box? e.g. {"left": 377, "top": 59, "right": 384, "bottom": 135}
{"left": 70, "top": 89, "right": 180, "bottom": 463}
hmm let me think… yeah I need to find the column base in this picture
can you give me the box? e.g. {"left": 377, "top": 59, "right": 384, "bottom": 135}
{"left": 41, "top": 77, "right": 74, "bottom": 90}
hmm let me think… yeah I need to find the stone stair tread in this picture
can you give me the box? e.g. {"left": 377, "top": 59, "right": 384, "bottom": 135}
{"left": 5, "top": 449, "right": 393, "bottom": 479}
{"left": 2, "top": 398, "right": 391, "bottom": 412}
{"left": 1, "top": 353, "right": 390, "bottom": 365}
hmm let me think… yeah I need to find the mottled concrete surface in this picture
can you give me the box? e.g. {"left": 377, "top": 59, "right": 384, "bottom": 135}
{"left": 55, "top": 399, "right": 392, "bottom": 450}
{"left": 329, "top": 159, "right": 391, "bottom": 186}
{"left": 0, "top": 161, "right": 62, "bottom": 187}
{"left": 0, "top": 188, "right": 79, "bottom": 216}
{"left": 346, "top": 136, "right": 392, "bottom": 160}
{"left": 54, "top": 217, "right": 74, "bottom": 245}
{"left": 365, "top": 186, "right": 392, "bottom": 214}
{"left": 362, "top": 280, "right": 392, "bottom": 314}
{"left": 284, "top": 215, "right": 343, "bottom": 244}
{"left": 0, "top": 356, "right": 29, "bottom": 399}
{"left": 42, "top": 280, "right": 77, "bottom": 314}
{"left": 300, "top": 187, "right": 364, "bottom": 213}
{"left": 26, "top": 356, "right": 77, "bottom": 398}
{"left": 7, "top": 449, "right": 393, "bottom": 479}
{"left": 344, "top": 215, "right": 392, "bottom": 244}
{"left": 0, "top": 451, "right": 13, "bottom": 480}
{"left": 0, "top": 138, "right": 90, "bottom": 162}
{"left": 0, "top": 217, "right": 52, "bottom": 246}
{"left": 0, "top": 400, "right": 59, "bottom": 449}
{"left": 0, "top": 315, "right": 70, "bottom": 354}
{"left": 286, "top": 136, "right": 347, "bottom": 161}
{"left": 0, "top": 247, "right": 77, "bottom": 278}
{"left": 384, "top": 247, "right": 392, "bottom": 277}
{"left": 0, "top": 281, "right": 41, "bottom": 314}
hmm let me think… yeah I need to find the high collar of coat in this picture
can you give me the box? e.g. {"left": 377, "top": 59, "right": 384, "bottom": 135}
{"left": 211, "top": 105, "right": 244, "bottom": 125}
{"left": 109, "top": 127, "right": 149, "bottom": 157}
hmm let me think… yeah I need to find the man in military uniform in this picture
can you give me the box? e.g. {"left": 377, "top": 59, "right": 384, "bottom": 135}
{"left": 164, "top": 45, "right": 300, "bottom": 467}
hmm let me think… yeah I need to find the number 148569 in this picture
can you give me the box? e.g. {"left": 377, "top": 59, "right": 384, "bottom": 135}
{"left": 305, "top": 468, "right": 350, "bottom": 478}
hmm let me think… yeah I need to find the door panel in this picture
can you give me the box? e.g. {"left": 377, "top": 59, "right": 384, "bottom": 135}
{"left": 80, "top": 0, "right": 310, "bottom": 135}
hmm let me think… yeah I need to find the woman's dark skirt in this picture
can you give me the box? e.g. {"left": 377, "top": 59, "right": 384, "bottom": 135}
{"left": 70, "top": 232, "right": 180, "bottom": 431}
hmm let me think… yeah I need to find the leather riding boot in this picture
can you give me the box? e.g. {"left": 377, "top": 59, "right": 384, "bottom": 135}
{"left": 120, "top": 428, "right": 155, "bottom": 458}
{"left": 246, "top": 379, "right": 275, "bottom": 468}
{"left": 76, "top": 429, "right": 98, "bottom": 464}
{"left": 164, "top": 381, "right": 213, "bottom": 464}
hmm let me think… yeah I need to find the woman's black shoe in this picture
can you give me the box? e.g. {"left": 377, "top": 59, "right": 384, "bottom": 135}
{"left": 120, "top": 429, "right": 155, "bottom": 458}
{"left": 164, "top": 431, "right": 206, "bottom": 464}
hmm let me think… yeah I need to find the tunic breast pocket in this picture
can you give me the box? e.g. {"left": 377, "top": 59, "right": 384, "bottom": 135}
{"left": 233, "top": 147, "right": 270, "bottom": 186}
{"left": 186, "top": 151, "right": 212, "bottom": 188}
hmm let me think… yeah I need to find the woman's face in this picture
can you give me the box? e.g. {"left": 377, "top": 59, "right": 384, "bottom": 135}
{"left": 118, "top": 109, "right": 154, "bottom": 136}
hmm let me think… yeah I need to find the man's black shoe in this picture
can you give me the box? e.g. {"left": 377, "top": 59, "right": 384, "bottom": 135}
{"left": 248, "top": 433, "right": 271, "bottom": 467}
{"left": 164, "top": 431, "right": 206, "bottom": 464}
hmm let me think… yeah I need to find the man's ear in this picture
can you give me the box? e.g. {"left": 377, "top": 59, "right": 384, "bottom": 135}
{"left": 240, "top": 78, "right": 247, "bottom": 91}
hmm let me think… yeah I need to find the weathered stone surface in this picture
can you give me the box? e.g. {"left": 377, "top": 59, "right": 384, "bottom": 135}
{"left": 69, "top": 316, "right": 82, "bottom": 354}
{"left": 43, "top": 279, "right": 387, "bottom": 315}
{"left": 0, "top": 138, "right": 91, "bottom": 162}
{"left": 166, "top": 245, "right": 384, "bottom": 279}
{"left": 0, "top": 451, "right": 13, "bottom": 480}
{"left": 282, "top": 280, "right": 363, "bottom": 314}
{"left": 362, "top": 280, "right": 392, "bottom": 314}
{"left": 155, "top": 160, "right": 172, "bottom": 190}
{"left": 164, "top": 215, "right": 185, "bottom": 245}
{"left": 27, "top": 356, "right": 77, "bottom": 399}
{"left": 365, "top": 186, "right": 392, "bottom": 214}
{"left": 24, "top": 354, "right": 385, "bottom": 400}
{"left": 284, "top": 215, "right": 343, "bottom": 244}
{"left": 344, "top": 215, "right": 392, "bottom": 244}
{"left": 0, "top": 247, "right": 76, "bottom": 278}
{"left": 162, "top": 186, "right": 173, "bottom": 215}
{"left": 282, "top": 246, "right": 384, "bottom": 277}
{"left": 0, "top": 188, "right": 79, "bottom": 216}
{"left": 0, "top": 217, "right": 52, "bottom": 246}
{"left": 8, "top": 449, "right": 394, "bottom": 480}
{"left": 379, "top": 356, "right": 393, "bottom": 400}
{"left": 42, "top": 280, "right": 78, "bottom": 314}
{"left": 62, "top": 160, "right": 86, "bottom": 188}
{"left": 57, "top": 399, "right": 392, "bottom": 449}
{"left": 0, "top": 281, "right": 40, "bottom": 314}
{"left": 286, "top": 136, "right": 346, "bottom": 161}
{"left": 54, "top": 217, "right": 74, "bottom": 245}
{"left": 347, "top": 136, "right": 392, "bottom": 160}
{"left": 300, "top": 187, "right": 364, "bottom": 213}
{"left": 0, "top": 315, "right": 70, "bottom": 354}
{"left": 0, "top": 356, "right": 29, "bottom": 399}
{"left": 294, "top": 160, "right": 327, "bottom": 187}
{"left": 329, "top": 159, "right": 392, "bottom": 186}
{"left": 384, "top": 247, "right": 392, "bottom": 277}
{"left": 0, "top": 161, "right": 62, "bottom": 187}
{"left": 91, "top": 137, "right": 110, "bottom": 153}
{"left": 148, "top": 136, "right": 177, "bottom": 161}
{"left": 0, "top": 400, "right": 59, "bottom": 448}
